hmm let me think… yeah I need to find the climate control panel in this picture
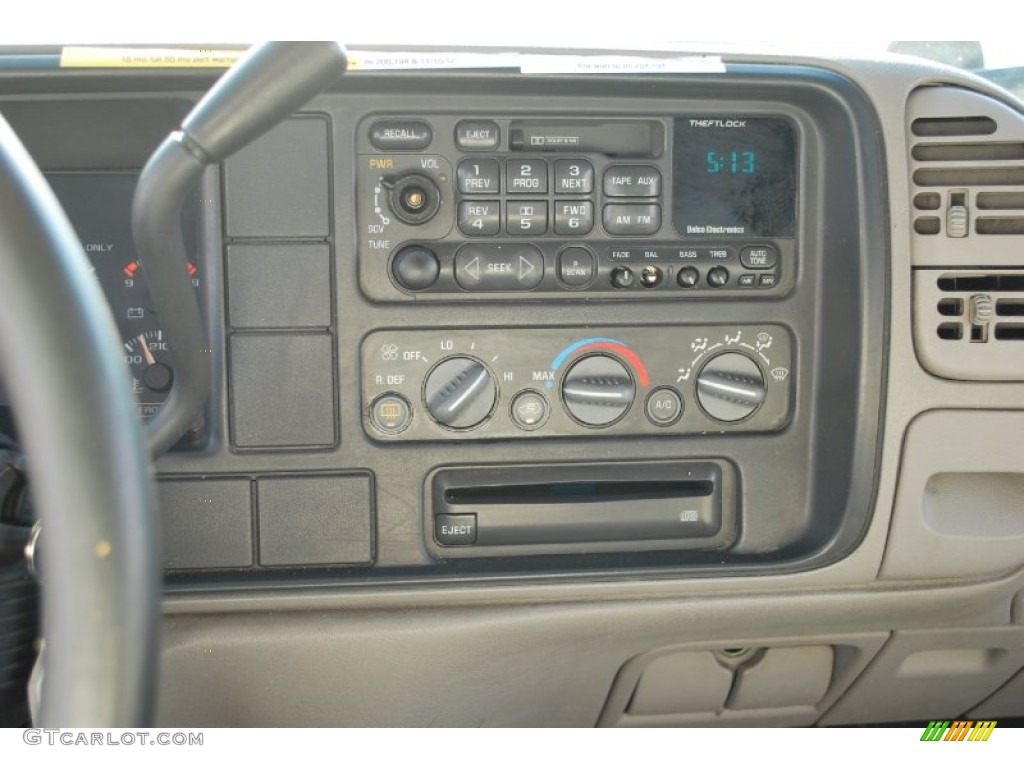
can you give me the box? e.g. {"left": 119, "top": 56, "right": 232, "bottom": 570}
{"left": 362, "top": 325, "right": 793, "bottom": 441}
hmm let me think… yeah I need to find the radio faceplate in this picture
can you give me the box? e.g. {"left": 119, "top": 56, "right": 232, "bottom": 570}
{"left": 355, "top": 115, "right": 797, "bottom": 301}
{"left": 361, "top": 325, "right": 793, "bottom": 442}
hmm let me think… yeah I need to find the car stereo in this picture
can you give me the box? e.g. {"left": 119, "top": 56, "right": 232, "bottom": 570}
{"left": 355, "top": 114, "right": 797, "bottom": 301}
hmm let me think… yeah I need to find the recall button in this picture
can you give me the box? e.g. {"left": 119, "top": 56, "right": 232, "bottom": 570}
{"left": 369, "top": 120, "right": 432, "bottom": 151}
{"left": 435, "top": 514, "right": 477, "bottom": 545}
{"left": 455, "top": 244, "right": 544, "bottom": 290}
{"left": 740, "top": 245, "right": 778, "bottom": 269}
{"left": 456, "top": 120, "right": 500, "bottom": 151}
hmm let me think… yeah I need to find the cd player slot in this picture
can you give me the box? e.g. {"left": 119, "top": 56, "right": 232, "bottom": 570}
{"left": 430, "top": 461, "right": 734, "bottom": 554}
{"left": 445, "top": 479, "right": 715, "bottom": 506}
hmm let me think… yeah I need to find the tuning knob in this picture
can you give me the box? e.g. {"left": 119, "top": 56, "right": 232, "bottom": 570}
{"left": 424, "top": 357, "right": 496, "bottom": 429}
{"left": 561, "top": 354, "right": 635, "bottom": 427}
{"left": 696, "top": 352, "right": 766, "bottom": 422}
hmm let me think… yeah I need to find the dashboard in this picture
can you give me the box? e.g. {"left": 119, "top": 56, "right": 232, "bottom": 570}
{"left": 1, "top": 47, "right": 1023, "bottom": 727}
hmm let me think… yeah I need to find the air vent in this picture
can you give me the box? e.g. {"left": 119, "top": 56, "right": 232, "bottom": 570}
{"left": 911, "top": 116, "right": 997, "bottom": 136}
{"left": 908, "top": 87, "right": 1024, "bottom": 251}
{"left": 916, "top": 269, "right": 1024, "bottom": 378}
{"left": 931, "top": 272, "right": 1024, "bottom": 343}
{"left": 910, "top": 87, "right": 1024, "bottom": 380}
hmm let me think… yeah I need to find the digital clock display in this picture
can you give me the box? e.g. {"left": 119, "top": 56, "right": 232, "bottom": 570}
{"left": 672, "top": 117, "right": 796, "bottom": 237}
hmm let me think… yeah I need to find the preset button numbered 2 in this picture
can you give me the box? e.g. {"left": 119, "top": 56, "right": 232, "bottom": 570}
{"left": 507, "top": 160, "right": 548, "bottom": 194}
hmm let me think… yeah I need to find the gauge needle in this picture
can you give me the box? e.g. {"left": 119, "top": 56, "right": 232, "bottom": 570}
{"left": 137, "top": 334, "right": 157, "bottom": 366}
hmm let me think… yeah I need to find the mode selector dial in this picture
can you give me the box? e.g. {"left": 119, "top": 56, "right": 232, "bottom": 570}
{"left": 424, "top": 356, "right": 496, "bottom": 429}
{"left": 695, "top": 352, "right": 767, "bottom": 423}
{"left": 561, "top": 354, "right": 635, "bottom": 427}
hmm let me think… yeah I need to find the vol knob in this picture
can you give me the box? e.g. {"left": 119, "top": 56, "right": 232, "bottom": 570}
{"left": 561, "top": 354, "right": 635, "bottom": 427}
{"left": 695, "top": 352, "right": 766, "bottom": 422}
{"left": 424, "top": 356, "right": 496, "bottom": 429}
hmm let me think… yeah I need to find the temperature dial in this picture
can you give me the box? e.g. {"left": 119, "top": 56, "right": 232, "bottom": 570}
{"left": 696, "top": 352, "right": 767, "bottom": 422}
{"left": 123, "top": 329, "right": 173, "bottom": 421}
{"left": 561, "top": 354, "right": 635, "bottom": 427}
{"left": 424, "top": 357, "right": 496, "bottom": 429}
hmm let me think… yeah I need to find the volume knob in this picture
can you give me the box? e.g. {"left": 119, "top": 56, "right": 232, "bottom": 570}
{"left": 424, "top": 356, "right": 496, "bottom": 429}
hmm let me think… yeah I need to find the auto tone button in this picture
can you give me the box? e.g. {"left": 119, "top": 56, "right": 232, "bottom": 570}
{"left": 739, "top": 245, "right": 778, "bottom": 269}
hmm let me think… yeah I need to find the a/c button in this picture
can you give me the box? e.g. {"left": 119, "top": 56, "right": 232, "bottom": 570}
{"left": 435, "top": 514, "right": 477, "bottom": 545}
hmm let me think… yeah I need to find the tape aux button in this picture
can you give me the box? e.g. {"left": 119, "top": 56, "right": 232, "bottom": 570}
{"left": 454, "top": 244, "right": 544, "bottom": 290}
{"left": 603, "top": 165, "right": 662, "bottom": 197}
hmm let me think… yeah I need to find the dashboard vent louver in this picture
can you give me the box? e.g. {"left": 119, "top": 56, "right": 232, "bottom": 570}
{"left": 909, "top": 89, "right": 1024, "bottom": 243}
{"left": 909, "top": 86, "right": 1024, "bottom": 380}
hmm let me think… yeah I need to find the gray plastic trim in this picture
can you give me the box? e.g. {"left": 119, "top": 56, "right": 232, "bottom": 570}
{"left": 881, "top": 410, "right": 1024, "bottom": 581}
{"left": 820, "top": 627, "right": 1024, "bottom": 725}
{"left": 599, "top": 634, "right": 884, "bottom": 727}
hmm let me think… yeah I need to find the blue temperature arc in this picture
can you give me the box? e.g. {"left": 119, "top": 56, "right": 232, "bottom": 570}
{"left": 551, "top": 337, "right": 625, "bottom": 371}
{"left": 549, "top": 337, "right": 651, "bottom": 389}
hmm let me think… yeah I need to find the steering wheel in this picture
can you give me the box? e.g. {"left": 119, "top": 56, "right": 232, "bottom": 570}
{"left": 0, "top": 114, "right": 160, "bottom": 725}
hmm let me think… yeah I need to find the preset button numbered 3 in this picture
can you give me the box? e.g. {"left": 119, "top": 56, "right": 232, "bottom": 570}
{"left": 554, "top": 159, "right": 594, "bottom": 194}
